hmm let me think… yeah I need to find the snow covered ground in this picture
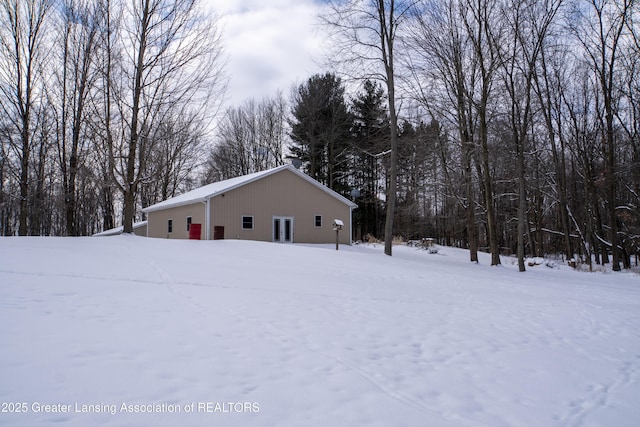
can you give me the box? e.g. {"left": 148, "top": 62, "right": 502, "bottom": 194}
{"left": 1, "top": 236, "right": 639, "bottom": 427}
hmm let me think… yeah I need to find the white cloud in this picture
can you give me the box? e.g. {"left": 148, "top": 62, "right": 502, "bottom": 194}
{"left": 205, "top": 0, "right": 327, "bottom": 107}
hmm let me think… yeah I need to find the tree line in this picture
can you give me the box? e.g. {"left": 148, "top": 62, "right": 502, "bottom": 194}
{"left": 408, "top": 0, "right": 639, "bottom": 272}
{"left": 317, "top": 0, "right": 639, "bottom": 271}
{"left": 208, "top": 0, "right": 639, "bottom": 271}
{"left": 0, "top": 0, "right": 225, "bottom": 237}
{"left": 1, "top": 0, "right": 638, "bottom": 272}
{"left": 403, "top": 0, "right": 639, "bottom": 271}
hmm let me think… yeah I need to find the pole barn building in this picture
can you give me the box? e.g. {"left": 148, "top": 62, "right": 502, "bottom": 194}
{"left": 142, "top": 164, "right": 357, "bottom": 244}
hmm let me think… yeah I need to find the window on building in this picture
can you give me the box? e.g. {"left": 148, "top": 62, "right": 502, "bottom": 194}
{"left": 168, "top": 219, "right": 173, "bottom": 233}
{"left": 187, "top": 216, "right": 192, "bottom": 231}
{"left": 274, "top": 218, "right": 280, "bottom": 241}
{"left": 314, "top": 215, "right": 322, "bottom": 228}
{"left": 242, "top": 216, "right": 254, "bottom": 230}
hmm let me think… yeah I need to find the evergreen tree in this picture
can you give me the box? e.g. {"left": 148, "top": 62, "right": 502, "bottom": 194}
{"left": 289, "top": 73, "right": 352, "bottom": 194}
{"left": 350, "top": 80, "right": 389, "bottom": 240}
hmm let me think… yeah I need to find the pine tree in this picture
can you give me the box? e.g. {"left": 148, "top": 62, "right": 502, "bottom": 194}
{"left": 350, "top": 80, "right": 389, "bottom": 239}
{"left": 289, "top": 73, "right": 353, "bottom": 194}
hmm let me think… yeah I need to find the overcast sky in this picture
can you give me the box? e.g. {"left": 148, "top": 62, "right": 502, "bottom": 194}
{"left": 205, "top": 0, "right": 328, "bottom": 108}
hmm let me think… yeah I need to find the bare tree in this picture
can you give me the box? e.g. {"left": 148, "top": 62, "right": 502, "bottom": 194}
{"left": 405, "top": 0, "right": 480, "bottom": 262}
{"left": 458, "top": 0, "right": 503, "bottom": 266}
{"left": 0, "top": 0, "right": 51, "bottom": 235}
{"left": 205, "top": 95, "right": 287, "bottom": 182}
{"left": 573, "top": 0, "right": 635, "bottom": 271}
{"left": 29, "top": 94, "right": 54, "bottom": 235}
{"left": 533, "top": 32, "right": 575, "bottom": 262}
{"left": 140, "top": 112, "right": 207, "bottom": 208}
{"left": 322, "top": 0, "right": 417, "bottom": 255}
{"left": 616, "top": 14, "right": 640, "bottom": 265}
{"left": 107, "top": 0, "right": 226, "bottom": 233}
{"left": 496, "top": 0, "right": 563, "bottom": 271}
{"left": 0, "top": 123, "right": 12, "bottom": 234}
{"left": 82, "top": 0, "right": 117, "bottom": 233}
{"left": 51, "top": 0, "right": 102, "bottom": 235}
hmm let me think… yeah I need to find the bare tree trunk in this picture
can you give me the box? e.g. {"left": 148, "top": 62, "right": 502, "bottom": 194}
{"left": 461, "top": 0, "right": 501, "bottom": 265}
{"left": 458, "top": 87, "right": 478, "bottom": 262}
{"left": 516, "top": 133, "right": 527, "bottom": 272}
{"left": 322, "top": 0, "right": 411, "bottom": 256}
{"left": 479, "top": 112, "right": 500, "bottom": 265}
{"left": 406, "top": 1, "right": 479, "bottom": 261}
{"left": 463, "top": 140, "right": 478, "bottom": 262}
{"left": 537, "top": 49, "right": 574, "bottom": 260}
{"left": 0, "top": 0, "right": 50, "bottom": 236}
{"left": 538, "top": 60, "right": 574, "bottom": 260}
{"left": 54, "top": 0, "right": 101, "bottom": 236}
{"left": 577, "top": 0, "right": 632, "bottom": 271}
{"left": 18, "top": 125, "right": 29, "bottom": 236}
{"left": 31, "top": 118, "right": 50, "bottom": 235}
{"left": 497, "top": 0, "right": 561, "bottom": 271}
{"left": 115, "top": 0, "right": 225, "bottom": 233}
{"left": 383, "top": 40, "right": 399, "bottom": 256}
{"left": 122, "top": 0, "right": 149, "bottom": 233}
{"left": 375, "top": 0, "right": 400, "bottom": 257}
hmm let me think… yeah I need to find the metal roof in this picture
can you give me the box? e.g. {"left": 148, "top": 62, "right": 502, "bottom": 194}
{"left": 142, "top": 164, "right": 357, "bottom": 213}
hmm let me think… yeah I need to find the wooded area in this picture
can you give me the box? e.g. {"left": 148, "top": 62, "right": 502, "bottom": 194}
{"left": 1, "top": 0, "right": 638, "bottom": 271}
{"left": 0, "top": 0, "right": 225, "bottom": 236}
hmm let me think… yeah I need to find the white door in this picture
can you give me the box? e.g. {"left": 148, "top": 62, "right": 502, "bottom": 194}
{"left": 273, "top": 216, "right": 294, "bottom": 243}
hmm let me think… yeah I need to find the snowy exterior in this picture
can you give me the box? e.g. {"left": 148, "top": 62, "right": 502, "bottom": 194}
{"left": 1, "top": 237, "right": 639, "bottom": 427}
{"left": 93, "top": 221, "right": 148, "bottom": 237}
{"left": 143, "top": 165, "right": 357, "bottom": 244}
